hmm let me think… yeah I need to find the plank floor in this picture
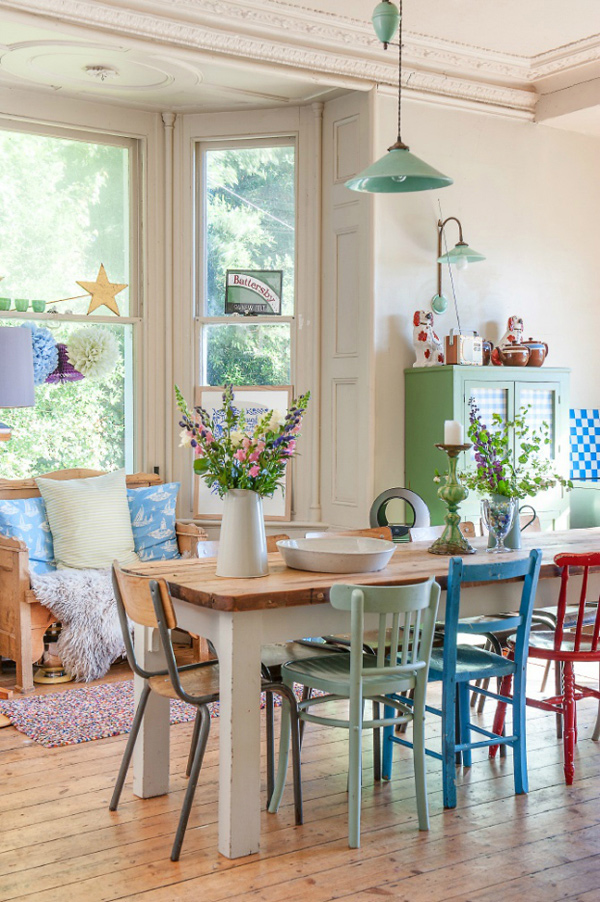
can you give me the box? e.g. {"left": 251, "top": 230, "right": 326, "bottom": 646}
{"left": 1, "top": 656, "right": 600, "bottom": 901}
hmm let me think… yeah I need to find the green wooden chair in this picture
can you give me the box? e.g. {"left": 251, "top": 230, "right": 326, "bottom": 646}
{"left": 267, "top": 577, "right": 440, "bottom": 848}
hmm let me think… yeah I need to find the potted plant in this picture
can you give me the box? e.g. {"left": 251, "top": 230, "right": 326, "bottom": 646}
{"left": 460, "top": 398, "right": 572, "bottom": 550}
{"left": 175, "top": 384, "right": 309, "bottom": 576}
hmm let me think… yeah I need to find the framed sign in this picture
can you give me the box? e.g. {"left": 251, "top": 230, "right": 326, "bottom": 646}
{"left": 225, "top": 270, "right": 282, "bottom": 315}
{"left": 193, "top": 385, "right": 293, "bottom": 521}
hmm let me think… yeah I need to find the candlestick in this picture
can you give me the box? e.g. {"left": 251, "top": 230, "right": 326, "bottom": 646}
{"left": 428, "top": 443, "right": 476, "bottom": 556}
{"left": 444, "top": 420, "right": 463, "bottom": 445}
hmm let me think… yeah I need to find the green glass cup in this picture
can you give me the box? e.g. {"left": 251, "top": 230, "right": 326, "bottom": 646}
{"left": 14, "top": 298, "right": 29, "bottom": 312}
{"left": 0, "top": 297, "right": 10, "bottom": 311}
{"left": 31, "top": 300, "right": 46, "bottom": 313}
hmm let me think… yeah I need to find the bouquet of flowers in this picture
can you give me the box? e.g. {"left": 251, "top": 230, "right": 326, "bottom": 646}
{"left": 175, "top": 384, "right": 310, "bottom": 498}
{"left": 460, "top": 397, "right": 571, "bottom": 500}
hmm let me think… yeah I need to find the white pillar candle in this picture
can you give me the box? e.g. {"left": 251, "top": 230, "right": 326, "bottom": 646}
{"left": 444, "top": 420, "right": 464, "bottom": 445}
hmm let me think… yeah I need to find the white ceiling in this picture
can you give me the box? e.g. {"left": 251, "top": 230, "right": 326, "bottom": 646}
{"left": 0, "top": 0, "right": 599, "bottom": 131}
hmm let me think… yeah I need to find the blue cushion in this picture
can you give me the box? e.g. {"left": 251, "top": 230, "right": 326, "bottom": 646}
{"left": 0, "top": 497, "right": 56, "bottom": 575}
{"left": 127, "top": 483, "right": 181, "bottom": 562}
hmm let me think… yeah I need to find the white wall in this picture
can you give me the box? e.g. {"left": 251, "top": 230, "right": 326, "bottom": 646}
{"left": 372, "top": 88, "right": 600, "bottom": 495}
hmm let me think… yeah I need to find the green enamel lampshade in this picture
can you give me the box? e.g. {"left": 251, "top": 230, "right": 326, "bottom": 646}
{"left": 345, "top": 146, "right": 453, "bottom": 193}
{"left": 437, "top": 242, "right": 486, "bottom": 265}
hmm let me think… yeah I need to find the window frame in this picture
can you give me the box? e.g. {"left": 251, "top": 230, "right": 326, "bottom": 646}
{"left": 194, "top": 134, "right": 298, "bottom": 388}
{"left": 0, "top": 119, "right": 142, "bottom": 474}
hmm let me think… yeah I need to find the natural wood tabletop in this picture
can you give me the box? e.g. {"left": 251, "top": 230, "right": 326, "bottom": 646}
{"left": 129, "top": 527, "right": 600, "bottom": 613}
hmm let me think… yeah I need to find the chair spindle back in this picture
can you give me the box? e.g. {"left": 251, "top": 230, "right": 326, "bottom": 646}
{"left": 554, "top": 553, "right": 600, "bottom": 652}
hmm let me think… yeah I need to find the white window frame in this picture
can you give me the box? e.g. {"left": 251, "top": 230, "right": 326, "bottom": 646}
{"left": 175, "top": 106, "right": 322, "bottom": 525}
{"left": 195, "top": 134, "right": 297, "bottom": 388}
{"left": 0, "top": 118, "right": 142, "bottom": 473}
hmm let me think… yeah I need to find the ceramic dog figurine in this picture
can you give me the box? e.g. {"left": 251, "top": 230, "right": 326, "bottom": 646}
{"left": 491, "top": 315, "right": 524, "bottom": 366}
{"left": 413, "top": 310, "right": 444, "bottom": 367}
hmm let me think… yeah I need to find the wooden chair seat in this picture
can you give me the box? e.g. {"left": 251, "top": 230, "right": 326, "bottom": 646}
{"left": 149, "top": 662, "right": 221, "bottom": 699}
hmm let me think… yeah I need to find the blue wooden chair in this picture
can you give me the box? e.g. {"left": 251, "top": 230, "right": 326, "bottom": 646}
{"left": 267, "top": 577, "right": 441, "bottom": 848}
{"left": 382, "top": 549, "right": 542, "bottom": 809}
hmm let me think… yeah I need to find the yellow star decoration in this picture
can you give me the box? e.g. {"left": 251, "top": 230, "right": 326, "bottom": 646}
{"left": 77, "top": 264, "right": 127, "bottom": 316}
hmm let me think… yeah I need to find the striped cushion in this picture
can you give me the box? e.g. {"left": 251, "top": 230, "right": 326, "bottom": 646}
{"left": 35, "top": 469, "right": 138, "bottom": 569}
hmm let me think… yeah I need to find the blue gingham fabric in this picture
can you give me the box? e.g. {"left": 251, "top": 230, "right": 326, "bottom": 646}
{"left": 570, "top": 408, "right": 600, "bottom": 481}
{"left": 470, "top": 387, "right": 507, "bottom": 431}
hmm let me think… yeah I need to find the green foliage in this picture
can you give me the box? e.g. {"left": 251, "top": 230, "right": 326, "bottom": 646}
{"left": 176, "top": 384, "right": 309, "bottom": 498}
{"left": 203, "top": 144, "right": 294, "bottom": 385}
{"left": 460, "top": 398, "right": 572, "bottom": 500}
{"left": 0, "top": 131, "right": 130, "bottom": 478}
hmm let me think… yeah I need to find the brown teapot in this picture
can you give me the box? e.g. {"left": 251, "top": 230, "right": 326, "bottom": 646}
{"left": 522, "top": 339, "right": 548, "bottom": 367}
{"left": 497, "top": 344, "right": 530, "bottom": 367}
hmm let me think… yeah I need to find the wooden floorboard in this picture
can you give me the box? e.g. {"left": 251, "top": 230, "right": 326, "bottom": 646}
{"left": 1, "top": 659, "right": 599, "bottom": 901}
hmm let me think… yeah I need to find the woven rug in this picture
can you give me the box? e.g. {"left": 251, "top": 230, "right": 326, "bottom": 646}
{"left": 0, "top": 680, "right": 214, "bottom": 749}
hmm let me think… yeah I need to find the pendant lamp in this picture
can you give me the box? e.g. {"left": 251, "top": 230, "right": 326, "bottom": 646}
{"left": 346, "top": 0, "right": 453, "bottom": 194}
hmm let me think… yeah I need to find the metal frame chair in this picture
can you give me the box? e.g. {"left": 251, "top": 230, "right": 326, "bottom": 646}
{"left": 110, "top": 563, "right": 303, "bottom": 860}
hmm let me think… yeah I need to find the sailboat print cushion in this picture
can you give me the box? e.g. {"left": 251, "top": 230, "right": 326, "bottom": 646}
{"left": 0, "top": 497, "right": 56, "bottom": 574}
{"left": 127, "top": 482, "right": 181, "bottom": 561}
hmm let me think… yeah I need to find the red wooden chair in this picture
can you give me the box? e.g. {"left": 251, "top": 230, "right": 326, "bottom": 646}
{"left": 490, "top": 552, "right": 600, "bottom": 785}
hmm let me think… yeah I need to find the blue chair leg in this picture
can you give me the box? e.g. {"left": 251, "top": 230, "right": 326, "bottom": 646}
{"left": 382, "top": 701, "right": 396, "bottom": 780}
{"left": 458, "top": 683, "right": 472, "bottom": 768}
{"left": 512, "top": 681, "right": 529, "bottom": 795}
{"left": 442, "top": 679, "right": 457, "bottom": 809}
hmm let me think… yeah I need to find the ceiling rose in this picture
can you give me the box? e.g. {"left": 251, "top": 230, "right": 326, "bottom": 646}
{"left": 84, "top": 65, "right": 119, "bottom": 81}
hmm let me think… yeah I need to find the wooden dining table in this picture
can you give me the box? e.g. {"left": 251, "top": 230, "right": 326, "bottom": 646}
{"left": 129, "top": 527, "right": 600, "bottom": 860}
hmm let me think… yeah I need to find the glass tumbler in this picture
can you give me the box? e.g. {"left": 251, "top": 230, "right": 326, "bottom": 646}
{"left": 481, "top": 498, "right": 516, "bottom": 554}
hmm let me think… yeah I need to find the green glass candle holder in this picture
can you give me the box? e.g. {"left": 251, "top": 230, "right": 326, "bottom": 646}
{"left": 31, "top": 299, "right": 46, "bottom": 313}
{"left": 14, "top": 298, "right": 29, "bottom": 312}
{"left": 0, "top": 297, "right": 10, "bottom": 311}
{"left": 428, "top": 443, "right": 476, "bottom": 556}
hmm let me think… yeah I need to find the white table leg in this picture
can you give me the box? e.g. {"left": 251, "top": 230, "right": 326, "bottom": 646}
{"left": 216, "top": 610, "right": 262, "bottom": 858}
{"left": 132, "top": 625, "right": 170, "bottom": 798}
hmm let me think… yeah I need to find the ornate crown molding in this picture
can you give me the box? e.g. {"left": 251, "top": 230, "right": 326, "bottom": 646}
{"left": 0, "top": 0, "right": 591, "bottom": 114}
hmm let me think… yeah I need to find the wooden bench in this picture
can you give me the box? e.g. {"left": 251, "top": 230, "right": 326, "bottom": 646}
{"left": 0, "top": 469, "right": 207, "bottom": 693}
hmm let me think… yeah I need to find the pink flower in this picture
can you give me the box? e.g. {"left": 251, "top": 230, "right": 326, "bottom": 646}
{"left": 204, "top": 431, "right": 215, "bottom": 444}
{"left": 194, "top": 445, "right": 204, "bottom": 457}
{"left": 234, "top": 449, "right": 247, "bottom": 462}
{"left": 292, "top": 423, "right": 302, "bottom": 434}
{"left": 249, "top": 465, "right": 260, "bottom": 477}
{"left": 255, "top": 441, "right": 266, "bottom": 453}
{"left": 242, "top": 437, "right": 252, "bottom": 450}
{"left": 287, "top": 440, "right": 297, "bottom": 452}
{"left": 249, "top": 451, "right": 260, "bottom": 462}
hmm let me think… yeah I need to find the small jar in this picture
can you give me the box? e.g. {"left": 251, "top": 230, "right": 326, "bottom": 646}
{"left": 0, "top": 297, "right": 11, "bottom": 311}
{"left": 31, "top": 300, "right": 46, "bottom": 313}
{"left": 14, "top": 298, "right": 29, "bottom": 312}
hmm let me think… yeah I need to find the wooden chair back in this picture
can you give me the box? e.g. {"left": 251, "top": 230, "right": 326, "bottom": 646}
{"left": 305, "top": 527, "right": 393, "bottom": 541}
{"left": 197, "top": 534, "right": 289, "bottom": 558}
{"left": 554, "top": 553, "right": 600, "bottom": 653}
{"left": 112, "top": 562, "right": 177, "bottom": 631}
{"left": 329, "top": 578, "right": 440, "bottom": 677}
{"left": 0, "top": 469, "right": 162, "bottom": 500}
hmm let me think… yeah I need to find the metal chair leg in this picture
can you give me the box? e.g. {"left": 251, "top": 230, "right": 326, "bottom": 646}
{"left": 110, "top": 683, "right": 151, "bottom": 811}
{"left": 186, "top": 707, "right": 203, "bottom": 778}
{"left": 171, "top": 705, "right": 211, "bottom": 862}
{"left": 268, "top": 681, "right": 303, "bottom": 826}
{"left": 265, "top": 690, "right": 275, "bottom": 805}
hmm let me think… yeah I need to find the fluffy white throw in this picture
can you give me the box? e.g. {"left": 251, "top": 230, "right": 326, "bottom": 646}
{"left": 31, "top": 569, "right": 127, "bottom": 682}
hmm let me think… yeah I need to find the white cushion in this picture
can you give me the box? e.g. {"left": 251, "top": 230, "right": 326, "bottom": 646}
{"left": 35, "top": 469, "right": 138, "bottom": 569}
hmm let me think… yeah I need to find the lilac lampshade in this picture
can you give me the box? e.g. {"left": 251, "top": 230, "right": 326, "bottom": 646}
{"left": 45, "top": 343, "right": 84, "bottom": 384}
{"left": 0, "top": 327, "right": 35, "bottom": 408}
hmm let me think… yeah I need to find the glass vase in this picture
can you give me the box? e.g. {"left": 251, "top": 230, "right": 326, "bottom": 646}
{"left": 216, "top": 489, "right": 268, "bottom": 578}
{"left": 482, "top": 497, "right": 517, "bottom": 554}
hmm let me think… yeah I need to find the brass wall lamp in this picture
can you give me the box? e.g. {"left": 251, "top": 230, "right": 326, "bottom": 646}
{"left": 432, "top": 216, "right": 485, "bottom": 315}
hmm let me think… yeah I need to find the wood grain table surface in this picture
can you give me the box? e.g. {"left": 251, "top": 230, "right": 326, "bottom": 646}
{"left": 130, "top": 527, "right": 600, "bottom": 612}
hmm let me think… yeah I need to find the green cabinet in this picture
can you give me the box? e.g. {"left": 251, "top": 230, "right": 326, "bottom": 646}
{"left": 404, "top": 366, "right": 570, "bottom": 528}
